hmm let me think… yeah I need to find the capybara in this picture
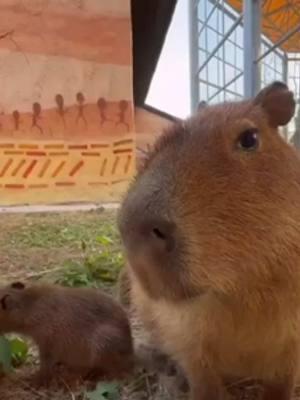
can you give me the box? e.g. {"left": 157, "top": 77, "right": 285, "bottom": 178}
{"left": 118, "top": 81, "right": 299, "bottom": 400}
{"left": 0, "top": 281, "right": 134, "bottom": 386}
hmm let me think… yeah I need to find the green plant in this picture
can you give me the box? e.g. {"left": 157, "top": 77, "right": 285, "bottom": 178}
{"left": 0, "top": 335, "right": 29, "bottom": 373}
{"left": 85, "top": 235, "right": 124, "bottom": 284}
{"left": 10, "top": 337, "right": 29, "bottom": 367}
{"left": 54, "top": 234, "right": 124, "bottom": 289}
{"left": 54, "top": 260, "right": 98, "bottom": 288}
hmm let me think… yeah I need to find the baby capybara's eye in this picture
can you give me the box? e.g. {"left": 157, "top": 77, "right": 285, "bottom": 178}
{"left": 237, "top": 128, "right": 259, "bottom": 151}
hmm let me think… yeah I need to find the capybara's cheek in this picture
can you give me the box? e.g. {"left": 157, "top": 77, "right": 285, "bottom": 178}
{"left": 126, "top": 244, "right": 207, "bottom": 302}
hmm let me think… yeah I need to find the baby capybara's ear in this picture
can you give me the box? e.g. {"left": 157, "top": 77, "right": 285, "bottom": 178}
{"left": 10, "top": 281, "right": 25, "bottom": 290}
{"left": 0, "top": 294, "right": 17, "bottom": 310}
{"left": 254, "top": 81, "right": 296, "bottom": 127}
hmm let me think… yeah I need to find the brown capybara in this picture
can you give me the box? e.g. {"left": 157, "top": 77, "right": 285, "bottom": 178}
{"left": 0, "top": 281, "right": 134, "bottom": 386}
{"left": 118, "top": 81, "right": 300, "bottom": 400}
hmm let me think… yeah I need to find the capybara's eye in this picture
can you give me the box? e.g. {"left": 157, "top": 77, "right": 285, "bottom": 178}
{"left": 237, "top": 128, "right": 259, "bottom": 151}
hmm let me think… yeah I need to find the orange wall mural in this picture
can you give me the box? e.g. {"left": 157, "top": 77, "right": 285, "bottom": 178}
{"left": 0, "top": 0, "right": 134, "bottom": 205}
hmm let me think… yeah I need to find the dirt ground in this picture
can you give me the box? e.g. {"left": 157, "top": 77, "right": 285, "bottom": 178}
{"left": 0, "top": 209, "right": 298, "bottom": 400}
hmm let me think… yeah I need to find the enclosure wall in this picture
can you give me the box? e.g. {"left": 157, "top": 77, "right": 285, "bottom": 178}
{"left": 0, "top": 0, "right": 135, "bottom": 205}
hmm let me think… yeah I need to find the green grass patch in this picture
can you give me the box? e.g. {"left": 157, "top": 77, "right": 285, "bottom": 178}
{"left": 3, "top": 212, "right": 120, "bottom": 250}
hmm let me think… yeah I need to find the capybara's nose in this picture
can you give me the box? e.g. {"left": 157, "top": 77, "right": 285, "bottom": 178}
{"left": 119, "top": 212, "right": 176, "bottom": 255}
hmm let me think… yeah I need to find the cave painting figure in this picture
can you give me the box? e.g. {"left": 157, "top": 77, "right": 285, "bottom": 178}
{"left": 97, "top": 97, "right": 112, "bottom": 127}
{"left": 55, "top": 94, "right": 66, "bottom": 127}
{"left": 75, "top": 92, "right": 87, "bottom": 127}
{"left": 12, "top": 110, "right": 20, "bottom": 131}
{"left": 116, "top": 100, "right": 129, "bottom": 131}
{"left": 32, "top": 102, "right": 43, "bottom": 134}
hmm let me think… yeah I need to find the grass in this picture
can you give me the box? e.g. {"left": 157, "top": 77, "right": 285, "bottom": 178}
{"left": 0, "top": 209, "right": 120, "bottom": 282}
{"left": 1, "top": 214, "right": 119, "bottom": 249}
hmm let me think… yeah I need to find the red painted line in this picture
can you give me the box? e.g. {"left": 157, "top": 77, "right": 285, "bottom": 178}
{"left": 111, "top": 156, "right": 120, "bottom": 175}
{"left": 124, "top": 155, "right": 132, "bottom": 174}
{"left": 4, "top": 151, "right": 24, "bottom": 155}
{"left": 81, "top": 152, "right": 100, "bottom": 157}
{"left": 39, "top": 159, "right": 51, "bottom": 178}
{"left": 68, "top": 145, "right": 88, "bottom": 150}
{"left": 111, "top": 179, "right": 128, "bottom": 185}
{"left": 0, "top": 143, "right": 14, "bottom": 149}
{"left": 29, "top": 184, "right": 48, "bottom": 189}
{"left": 52, "top": 161, "right": 66, "bottom": 178}
{"left": 0, "top": 159, "right": 13, "bottom": 177}
{"left": 12, "top": 160, "right": 26, "bottom": 177}
{"left": 19, "top": 144, "right": 39, "bottom": 149}
{"left": 55, "top": 182, "right": 75, "bottom": 187}
{"left": 113, "top": 139, "right": 134, "bottom": 146}
{"left": 113, "top": 148, "right": 133, "bottom": 154}
{"left": 23, "top": 160, "right": 37, "bottom": 178}
{"left": 91, "top": 144, "right": 109, "bottom": 149}
{"left": 49, "top": 152, "right": 69, "bottom": 156}
{"left": 100, "top": 158, "right": 107, "bottom": 176}
{"left": 27, "top": 151, "right": 46, "bottom": 156}
{"left": 69, "top": 160, "right": 84, "bottom": 177}
{"left": 5, "top": 184, "right": 25, "bottom": 189}
{"left": 88, "top": 182, "right": 109, "bottom": 186}
{"left": 44, "top": 144, "right": 64, "bottom": 149}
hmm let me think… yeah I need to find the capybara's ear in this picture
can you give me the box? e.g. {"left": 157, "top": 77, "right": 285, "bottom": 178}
{"left": 11, "top": 281, "right": 25, "bottom": 290}
{"left": 0, "top": 294, "right": 14, "bottom": 310}
{"left": 254, "top": 81, "right": 296, "bottom": 127}
{"left": 197, "top": 101, "right": 208, "bottom": 112}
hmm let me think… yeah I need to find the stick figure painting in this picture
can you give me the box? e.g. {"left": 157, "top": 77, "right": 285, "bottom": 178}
{"left": 0, "top": 0, "right": 133, "bottom": 141}
{"left": 0, "top": 0, "right": 135, "bottom": 205}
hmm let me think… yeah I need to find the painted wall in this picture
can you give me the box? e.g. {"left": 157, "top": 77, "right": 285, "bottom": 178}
{"left": 0, "top": 0, "right": 134, "bottom": 205}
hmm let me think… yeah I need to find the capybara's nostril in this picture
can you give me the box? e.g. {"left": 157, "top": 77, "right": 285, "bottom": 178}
{"left": 143, "top": 219, "right": 176, "bottom": 253}
{"left": 119, "top": 212, "right": 176, "bottom": 255}
{"left": 152, "top": 227, "right": 166, "bottom": 240}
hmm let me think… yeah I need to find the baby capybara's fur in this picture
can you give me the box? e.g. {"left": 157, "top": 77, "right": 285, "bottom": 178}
{"left": 118, "top": 81, "right": 300, "bottom": 400}
{"left": 0, "top": 282, "right": 134, "bottom": 386}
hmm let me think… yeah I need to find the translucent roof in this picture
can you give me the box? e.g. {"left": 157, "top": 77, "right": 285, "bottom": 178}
{"left": 226, "top": 0, "right": 300, "bottom": 52}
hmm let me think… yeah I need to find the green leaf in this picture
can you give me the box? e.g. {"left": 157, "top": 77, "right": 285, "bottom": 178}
{"left": 96, "top": 235, "right": 113, "bottom": 246}
{"left": 86, "top": 382, "right": 119, "bottom": 400}
{"left": 0, "top": 336, "right": 12, "bottom": 373}
{"left": 10, "top": 337, "right": 28, "bottom": 367}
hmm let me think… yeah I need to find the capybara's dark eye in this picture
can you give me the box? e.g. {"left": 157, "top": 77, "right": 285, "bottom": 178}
{"left": 237, "top": 128, "right": 259, "bottom": 151}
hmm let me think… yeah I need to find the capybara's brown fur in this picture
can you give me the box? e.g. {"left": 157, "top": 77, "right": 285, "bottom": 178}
{"left": 118, "top": 82, "right": 300, "bottom": 400}
{"left": 0, "top": 282, "right": 134, "bottom": 386}
{"left": 117, "top": 265, "right": 132, "bottom": 308}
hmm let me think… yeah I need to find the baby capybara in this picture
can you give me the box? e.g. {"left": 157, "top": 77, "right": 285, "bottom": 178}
{"left": 0, "top": 282, "right": 133, "bottom": 386}
{"left": 118, "top": 81, "right": 300, "bottom": 400}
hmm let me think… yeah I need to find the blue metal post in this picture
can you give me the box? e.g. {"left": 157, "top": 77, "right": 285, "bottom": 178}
{"left": 243, "top": 0, "right": 262, "bottom": 98}
{"left": 189, "top": 0, "right": 200, "bottom": 112}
